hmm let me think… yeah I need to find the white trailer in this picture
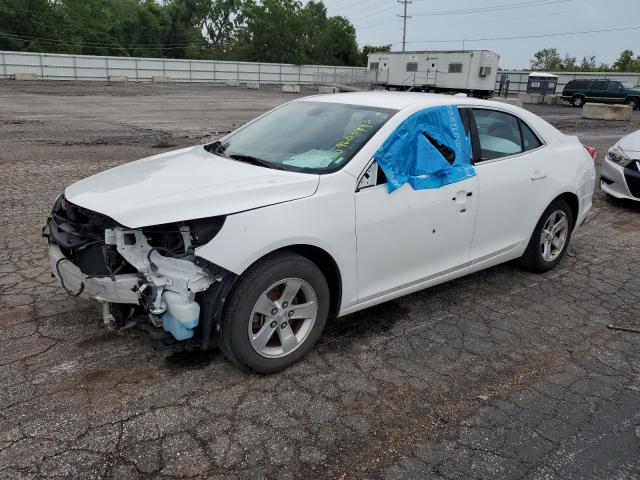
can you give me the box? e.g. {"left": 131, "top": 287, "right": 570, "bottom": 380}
{"left": 367, "top": 50, "right": 500, "bottom": 98}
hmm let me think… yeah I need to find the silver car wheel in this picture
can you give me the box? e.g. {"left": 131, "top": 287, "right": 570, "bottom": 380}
{"left": 540, "top": 210, "right": 569, "bottom": 262}
{"left": 248, "top": 277, "right": 318, "bottom": 359}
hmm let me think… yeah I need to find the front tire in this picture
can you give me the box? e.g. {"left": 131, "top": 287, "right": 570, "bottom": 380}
{"left": 218, "top": 252, "right": 329, "bottom": 374}
{"left": 626, "top": 97, "right": 640, "bottom": 110}
{"left": 519, "top": 199, "right": 574, "bottom": 273}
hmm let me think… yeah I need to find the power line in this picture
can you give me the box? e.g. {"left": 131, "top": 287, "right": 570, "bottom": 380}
{"left": 398, "top": 0, "right": 411, "bottom": 52}
{"left": 0, "top": 32, "right": 207, "bottom": 50}
{"left": 348, "top": 3, "right": 398, "bottom": 24}
{"left": 412, "top": 0, "right": 573, "bottom": 17}
{"left": 399, "top": 25, "right": 640, "bottom": 45}
{"left": 330, "top": 0, "right": 390, "bottom": 17}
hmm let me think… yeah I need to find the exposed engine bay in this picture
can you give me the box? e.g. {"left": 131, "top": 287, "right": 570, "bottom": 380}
{"left": 45, "top": 195, "right": 234, "bottom": 346}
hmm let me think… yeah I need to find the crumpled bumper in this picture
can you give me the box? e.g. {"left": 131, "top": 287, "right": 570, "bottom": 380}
{"left": 600, "top": 155, "right": 639, "bottom": 201}
{"left": 48, "top": 241, "right": 140, "bottom": 304}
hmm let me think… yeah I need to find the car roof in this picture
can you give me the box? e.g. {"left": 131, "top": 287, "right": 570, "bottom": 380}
{"left": 299, "top": 91, "right": 513, "bottom": 112}
{"left": 298, "top": 91, "right": 565, "bottom": 144}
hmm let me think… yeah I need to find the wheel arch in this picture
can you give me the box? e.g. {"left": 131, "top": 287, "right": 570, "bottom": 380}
{"left": 555, "top": 191, "right": 579, "bottom": 226}
{"left": 525, "top": 191, "right": 580, "bottom": 246}
{"left": 625, "top": 95, "right": 640, "bottom": 106}
{"left": 275, "top": 244, "right": 342, "bottom": 320}
{"left": 227, "top": 244, "right": 343, "bottom": 320}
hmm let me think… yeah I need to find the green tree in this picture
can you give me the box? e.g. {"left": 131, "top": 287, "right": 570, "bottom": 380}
{"left": 360, "top": 44, "right": 392, "bottom": 66}
{"left": 560, "top": 54, "right": 577, "bottom": 72}
{"left": 0, "top": 0, "right": 365, "bottom": 65}
{"left": 317, "top": 16, "right": 359, "bottom": 65}
{"left": 202, "top": 0, "right": 245, "bottom": 57}
{"left": 612, "top": 49, "right": 640, "bottom": 72}
{"left": 579, "top": 55, "right": 596, "bottom": 71}
{"left": 233, "top": 0, "right": 306, "bottom": 64}
{"left": 0, "top": 0, "right": 65, "bottom": 52}
{"left": 530, "top": 47, "right": 562, "bottom": 71}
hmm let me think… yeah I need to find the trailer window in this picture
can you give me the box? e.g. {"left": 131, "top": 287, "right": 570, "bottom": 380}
{"left": 369, "top": 62, "right": 379, "bottom": 71}
{"left": 406, "top": 62, "right": 418, "bottom": 72}
{"left": 448, "top": 63, "right": 463, "bottom": 73}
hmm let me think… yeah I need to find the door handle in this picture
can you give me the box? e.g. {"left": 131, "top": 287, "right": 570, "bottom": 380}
{"left": 531, "top": 170, "right": 547, "bottom": 181}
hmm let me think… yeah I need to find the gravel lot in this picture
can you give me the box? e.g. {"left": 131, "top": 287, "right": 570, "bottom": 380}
{"left": 1, "top": 81, "right": 639, "bottom": 480}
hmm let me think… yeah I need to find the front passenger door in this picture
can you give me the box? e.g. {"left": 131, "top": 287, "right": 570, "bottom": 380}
{"left": 355, "top": 106, "right": 479, "bottom": 303}
{"left": 355, "top": 162, "right": 478, "bottom": 302}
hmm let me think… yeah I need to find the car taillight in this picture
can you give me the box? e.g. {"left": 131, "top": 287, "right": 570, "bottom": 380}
{"left": 584, "top": 145, "right": 597, "bottom": 161}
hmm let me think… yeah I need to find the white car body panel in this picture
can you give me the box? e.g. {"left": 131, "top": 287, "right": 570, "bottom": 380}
{"left": 355, "top": 176, "right": 478, "bottom": 302}
{"left": 64, "top": 146, "right": 320, "bottom": 228}
{"left": 600, "top": 129, "right": 640, "bottom": 201}
{"left": 57, "top": 92, "right": 596, "bottom": 320}
{"left": 196, "top": 172, "right": 360, "bottom": 310}
{"left": 616, "top": 130, "right": 640, "bottom": 153}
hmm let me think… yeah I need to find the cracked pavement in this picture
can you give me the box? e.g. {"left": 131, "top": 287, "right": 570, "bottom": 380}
{"left": 1, "top": 81, "right": 639, "bottom": 479}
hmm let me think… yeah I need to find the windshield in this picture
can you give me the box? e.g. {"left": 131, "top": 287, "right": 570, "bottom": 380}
{"left": 621, "top": 81, "right": 636, "bottom": 89}
{"left": 208, "top": 101, "right": 395, "bottom": 172}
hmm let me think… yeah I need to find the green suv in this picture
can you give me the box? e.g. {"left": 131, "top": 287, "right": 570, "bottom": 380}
{"left": 562, "top": 79, "right": 640, "bottom": 109}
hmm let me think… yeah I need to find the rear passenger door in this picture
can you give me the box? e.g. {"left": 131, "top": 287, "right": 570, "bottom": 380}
{"left": 469, "top": 108, "right": 556, "bottom": 263}
{"left": 590, "top": 80, "right": 609, "bottom": 102}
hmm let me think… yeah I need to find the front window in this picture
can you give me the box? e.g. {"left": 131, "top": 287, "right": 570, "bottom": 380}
{"left": 621, "top": 81, "right": 636, "bottom": 89}
{"left": 209, "top": 101, "right": 395, "bottom": 172}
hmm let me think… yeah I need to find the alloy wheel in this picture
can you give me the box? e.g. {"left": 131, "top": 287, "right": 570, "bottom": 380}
{"left": 540, "top": 210, "right": 569, "bottom": 262}
{"left": 248, "top": 278, "right": 318, "bottom": 358}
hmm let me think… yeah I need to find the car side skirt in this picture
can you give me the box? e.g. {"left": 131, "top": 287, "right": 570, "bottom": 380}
{"left": 338, "top": 243, "right": 521, "bottom": 317}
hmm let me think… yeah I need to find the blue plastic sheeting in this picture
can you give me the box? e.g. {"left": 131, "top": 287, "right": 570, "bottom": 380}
{"left": 374, "top": 105, "right": 475, "bottom": 192}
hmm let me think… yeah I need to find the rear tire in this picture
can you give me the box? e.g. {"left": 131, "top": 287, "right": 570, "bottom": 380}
{"left": 626, "top": 97, "right": 640, "bottom": 110}
{"left": 519, "top": 198, "right": 574, "bottom": 273}
{"left": 217, "top": 252, "right": 329, "bottom": 374}
{"left": 572, "top": 95, "right": 585, "bottom": 108}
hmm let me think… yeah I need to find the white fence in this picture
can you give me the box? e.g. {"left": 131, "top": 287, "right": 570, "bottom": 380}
{"left": 0, "top": 50, "right": 367, "bottom": 84}
{"left": 3, "top": 51, "right": 640, "bottom": 95}
{"left": 495, "top": 70, "right": 640, "bottom": 95}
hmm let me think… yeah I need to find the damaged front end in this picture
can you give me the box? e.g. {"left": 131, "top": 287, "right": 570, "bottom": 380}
{"left": 44, "top": 195, "right": 235, "bottom": 346}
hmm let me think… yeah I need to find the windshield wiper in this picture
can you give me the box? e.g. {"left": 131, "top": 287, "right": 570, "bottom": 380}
{"left": 228, "top": 154, "right": 283, "bottom": 170}
{"left": 205, "top": 142, "right": 283, "bottom": 170}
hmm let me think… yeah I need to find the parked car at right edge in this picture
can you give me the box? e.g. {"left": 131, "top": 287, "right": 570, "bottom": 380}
{"left": 562, "top": 79, "right": 640, "bottom": 109}
{"left": 601, "top": 129, "right": 640, "bottom": 201}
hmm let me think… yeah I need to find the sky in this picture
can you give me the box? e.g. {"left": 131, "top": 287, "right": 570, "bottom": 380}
{"left": 321, "top": 0, "right": 640, "bottom": 69}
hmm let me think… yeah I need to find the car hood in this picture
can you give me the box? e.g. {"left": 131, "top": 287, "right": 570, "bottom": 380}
{"left": 617, "top": 130, "right": 640, "bottom": 155}
{"left": 65, "top": 146, "right": 320, "bottom": 228}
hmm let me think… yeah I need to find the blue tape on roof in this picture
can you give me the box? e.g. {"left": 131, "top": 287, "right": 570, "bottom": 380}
{"left": 374, "top": 105, "right": 476, "bottom": 192}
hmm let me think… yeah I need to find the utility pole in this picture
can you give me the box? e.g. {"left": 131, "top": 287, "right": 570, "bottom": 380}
{"left": 397, "top": 0, "right": 412, "bottom": 53}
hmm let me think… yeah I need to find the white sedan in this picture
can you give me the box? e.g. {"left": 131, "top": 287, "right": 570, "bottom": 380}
{"left": 600, "top": 129, "right": 640, "bottom": 201}
{"left": 46, "top": 92, "right": 596, "bottom": 373}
